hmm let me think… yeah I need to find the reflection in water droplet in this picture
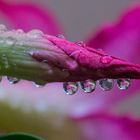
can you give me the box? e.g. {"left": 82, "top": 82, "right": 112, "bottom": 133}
{"left": 7, "top": 77, "right": 20, "bottom": 84}
{"left": 117, "top": 79, "right": 131, "bottom": 90}
{"left": 63, "top": 82, "right": 78, "bottom": 95}
{"left": 100, "top": 55, "right": 113, "bottom": 64}
{"left": 99, "top": 79, "right": 114, "bottom": 91}
{"left": 28, "top": 29, "right": 44, "bottom": 38}
{"left": 33, "top": 82, "right": 45, "bottom": 88}
{"left": 80, "top": 79, "right": 96, "bottom": 93}
{"left": 75, "top": 41, "right": 86, "bottom": 47}
{"left": 57, "top": 34, "right": 66, "bottom": 39}
{"left": 0, "top": 24, "right": 7, "bottom": 32}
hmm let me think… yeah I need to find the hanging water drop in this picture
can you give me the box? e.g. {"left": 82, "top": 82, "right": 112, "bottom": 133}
{"left": 75, "top": 41, "right": 86, "bottom": 47}
{"left": 0, "top": 77, "right": 2, "bottom": 82}
{"left": 79, "top": 79, "right": 96, "bottom": 93}
{"left": 57, "top": 34, "right": 66, "bottom": 39}
{"left": 33, "top": 82, "right": 46, "bottom": 88}
{"left": 99, "top": 79, "right": 114, "bottom": 91}
{"left": 100, "top": 55, "right": 113, "bottom": 64}
{"left": 117, "top": 78, "right": 131, "bottom": 90}
{"left": 63, "top": 82, "right": 78, "bottom": 95}
{"left": 27, "top": 29, "right": 44, "bottom": 38}
{"left": 7, "top": 77, "right": 20, "bottom": 84}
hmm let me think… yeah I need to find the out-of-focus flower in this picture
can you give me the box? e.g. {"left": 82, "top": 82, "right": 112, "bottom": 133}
{"left": 0, "top": 0, "right": 140, "bottom": 140}
{"left": 0, "top": 0, "right": 61, "bottom": 35}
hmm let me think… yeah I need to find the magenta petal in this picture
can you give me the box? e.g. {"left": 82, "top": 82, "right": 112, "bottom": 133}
{"left": 87, "top": 6, "right": 140, "bottom": 64}
{"left": 0, "top": 0, "right": 61, "bottom": 34}
{"left": 71, "top": 113, "right": 140, "bottom": 140}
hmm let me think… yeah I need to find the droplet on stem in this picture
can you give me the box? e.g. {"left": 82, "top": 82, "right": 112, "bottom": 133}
{"left": 63, "top": 82, "right": 78, "bottom": 95}
{"left": 7, "top": 77, "right": 20, "bottom": 84}
{"left": 0, "top": 77, "right": 2, "bottom": 82}
{"left": 79, "top": 79, "right": 96, "bottom": 93}
{"left": 117, "top": 78, "right": 131, "bottom": 90}
{"left": 27, "top": 29, "right": 44, "bottom": 38}
{"left": 99, "top": 79, "right": 114, "bottom": 91}
{"left": 33, "top": 82, "right": 46, "bottom": 88}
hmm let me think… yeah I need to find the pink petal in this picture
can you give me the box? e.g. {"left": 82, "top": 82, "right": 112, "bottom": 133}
{"left": 71, "top": 113, "right": 140, "bottom": 140}
{"left": 0, "top": 0, "right": 61, "bottom": 34}
{"left": 87, "top": 5, "right": 140, "bottom": 64}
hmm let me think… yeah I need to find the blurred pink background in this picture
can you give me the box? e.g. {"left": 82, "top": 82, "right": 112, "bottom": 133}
{"left": 0, "top": 0, "right": 140, "bottom": 140}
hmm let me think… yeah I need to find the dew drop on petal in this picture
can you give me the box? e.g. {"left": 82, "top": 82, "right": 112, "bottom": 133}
{"left": 63, "top": 82, "right": 78, "bottom": 95}
{"left": 79, "top": 79, "right": 96, "bottom": 93}
{"left": 99, "top": 79, "right": 114, "bottom": 91}
{"left": 27, "top": 29, "right": 44, "bottom": 38}
{"left": 57, "top": 34, "right": 66, "bottom": 39}
{"left": 75, "top": 41, "right": 86, "bottom": 47}
{"left": 7, "top": 77, "right": 20, "bottom": 84}
{"left": 117, "top": 78, "right": 131, "bottom": 90}
{"left": 100, "top": 55, "right": 113, "bottom": 64}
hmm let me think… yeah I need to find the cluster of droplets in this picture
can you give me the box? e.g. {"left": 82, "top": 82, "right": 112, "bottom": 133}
{"left": 0, "top": 25, "right": 132, "bottom": 95}
{"left": 63, "top": 78, "right": 131, "bottom": 95}
{"left": 0, "top": 24, "right": 46, "bottom": 47}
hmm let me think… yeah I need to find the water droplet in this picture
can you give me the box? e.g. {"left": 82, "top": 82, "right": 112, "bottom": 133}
{"left": 7, "top": 77, "right": 20, "bottom": 84}
{"left": 16, "top": 29, "right": 24, "bottom": 34}
{"left": 57, "top": 34, "right": 66, "bottom": 39}
{"left": 0, "top": 77, "right": 2, "bottom": 82}
{"left": 100, "top": 55, "right": 113, "bottom": 64}
{"left": 79, "top": 79, "right": 96, "bottom": 93}
{"left": 5, "top": 37, "right": 15, "bottom": 46}
{"left": 63, "top": 82, "right": 78, "bottom": 95}
{"left": 0, "top": 24, "right": 7, "bottom": 32}
{"left": 33, "top": 82, "right": 46, "bottom": 88}
{"left": 75, "top": 41, "right": 86, "bottom": 47}
{"left": 99, "top": 79, "right": 114, "bottom": 91}
{"left": 28, "top": 29, "right": 44, "bottom": 38}
{"left": 117, "top": 78, "right": 131, "bottom": 90}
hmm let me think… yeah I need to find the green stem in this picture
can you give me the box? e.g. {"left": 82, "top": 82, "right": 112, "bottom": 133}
{"left": 0, "top": 31, "right": 68, "bottom": 84}
{"left": 0, "top": 43, "right": 46, "bottom": 83}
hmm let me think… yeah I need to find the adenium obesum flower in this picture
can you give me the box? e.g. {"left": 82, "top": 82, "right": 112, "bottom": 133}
{"left": 0, "top": 1, "right": 140, "bottom": 140}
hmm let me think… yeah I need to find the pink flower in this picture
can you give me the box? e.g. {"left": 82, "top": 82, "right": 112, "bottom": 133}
{"left": 0, "top": 1, "right": 140, "bottom": 140}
